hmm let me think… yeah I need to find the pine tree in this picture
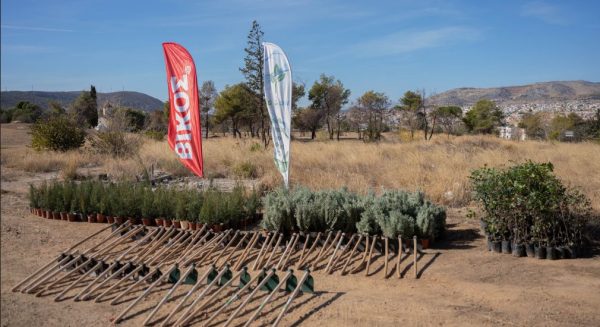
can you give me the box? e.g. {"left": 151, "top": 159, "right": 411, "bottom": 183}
{"left": 240, "top": 20, "right": 268, "bottom": 146}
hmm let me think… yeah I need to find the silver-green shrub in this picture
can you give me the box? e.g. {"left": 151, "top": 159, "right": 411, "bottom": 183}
{"left": 261, "top": 187, "right": 295, "bottom": 231}
{"left": 262, "top": 187, "right": 445, "bottom": 239}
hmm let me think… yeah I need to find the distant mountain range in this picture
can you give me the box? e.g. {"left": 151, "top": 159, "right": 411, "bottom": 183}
{"left": 428, "top": 81, "right": 600, "bottom": 107}
{"left": 0, "top": 91, "right": 164, "bottom": 112}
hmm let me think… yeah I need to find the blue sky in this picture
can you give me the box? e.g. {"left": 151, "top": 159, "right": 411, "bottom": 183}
{"left": 2, "top": 0, "right": 599, "bottom": 105}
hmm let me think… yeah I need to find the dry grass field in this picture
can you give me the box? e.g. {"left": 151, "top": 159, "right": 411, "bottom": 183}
{"left": 2, "top": 123, "right": 599, "bottom": 209}
{"left": 2, "top": 123, "right": 600, "bottom": 326}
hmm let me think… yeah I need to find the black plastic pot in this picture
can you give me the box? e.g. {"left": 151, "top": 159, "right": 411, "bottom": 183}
{"left": 534, "top": 245, "right": 546, "bottom": 259}
{"left": 525, "top": 243, "right": 535, "bottom": 258}
{"left": 512, "top": 243, "right": 526, "bottom": 257}
{"left": 546, "top": 246, "right": 557, "bottom": 260}
{"left": 480, "top": 220, "right": 488, "bottom": 232}
{"left": 501, "top": 240, "right": 512, "bottom": 254}
{"left": 567, "top": 246, "right": 578, "bottom": 259}
{"left": 486, "top": 237, "right": 493, "bottom": 251}
{"left": 557, "top": 247, "right": 569, "bottom": 259}
{"left": 492, "top": 241, "right": 502, "bottom": 253}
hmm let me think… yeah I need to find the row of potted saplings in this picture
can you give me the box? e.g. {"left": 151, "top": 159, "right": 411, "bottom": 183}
{"left": 28, "top": 181, "right": 261, "bottom": 232}
{"left": 481, "top": 213, "right": 586, "bottom": 260}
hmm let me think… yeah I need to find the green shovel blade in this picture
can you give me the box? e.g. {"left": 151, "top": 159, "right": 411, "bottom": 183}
{"left": 207, "top": 267, "right": 218, "bottom": 284}
{"left": 183, "top": 268, "right": 198, "bottom": 285}
{"left": 285, "top": 273, "right": 298, "bottom": 292}
{"left": 239, "top": 268, "right": 251, "bottom": 289}
{"left": 219, "top": 267, "right": 232, "bottom": 286}
{"left": 301, "top": 273, "right": 314, "bottom": 294}
{"left": 261, "top": 272, "right": 279, "bottom": 292}
{"left": 168, "top": 267, "right": 181, "bottom": 284}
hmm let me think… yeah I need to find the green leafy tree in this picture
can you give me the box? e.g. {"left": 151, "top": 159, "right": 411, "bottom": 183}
{"left": 463, "top": 99, "right": 504, "bottom": 134}
{"left": 308, "top": 74, "right": 351, "bottom": 140}
{"left": 292, "top": 107, "right": 323, "bottom": 139}
{"left": 518, "top": 111, "right": 547, "bottom": 139}
{"left": 397, "top": 91, "right": 423, "bottom": 140}
{"left": 69, "top": 85, "right": 98, "bottom": 127}
{"left": 355, "top": 90, "right": 390, "bottom": 142}
{"left": 122, "top": 108, "right": 146, "bottom": 131}
{"left": 292, "top": 82, "right": 306, "bottom": 111}
{"left": 433, "top": 106, "right": 462, "bottom": 137}
{"left": 549, "top": 114, "right": 574, "bottom": 140}
{"left": 213, "top": 84, "right": 256, "bottom": 138}
{"left": 240, "top": 20, "right": 268, "bottom": 145}
{"left": 31, "top": 115, "right": 86, "bottom": 151}
{"left": 4, "top": 101, "right": 44, "bottom": 123}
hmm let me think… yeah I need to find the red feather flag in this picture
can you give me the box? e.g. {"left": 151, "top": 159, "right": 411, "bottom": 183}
{"left": 162, "top": 42, "right": 203, "bottom": 177}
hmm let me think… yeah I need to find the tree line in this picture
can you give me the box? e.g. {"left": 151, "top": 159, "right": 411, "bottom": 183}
{"left": 518, "top": 110, "right": 600, "bottom": 141}
{"left": 206, "top": 21, "right": 506, "bottom": 143}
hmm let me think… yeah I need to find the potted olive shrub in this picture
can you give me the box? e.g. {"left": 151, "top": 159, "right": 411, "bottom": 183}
{"left": 471, "top": 161, "right": 592, "bottom": 260}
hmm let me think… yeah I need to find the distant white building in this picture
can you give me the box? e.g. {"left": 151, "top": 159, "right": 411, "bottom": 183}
{"left": 499, "top": 126, "right": 526, "bottom": 141}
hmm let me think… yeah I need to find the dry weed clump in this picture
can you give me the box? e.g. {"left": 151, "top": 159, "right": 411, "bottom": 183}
{"left": 2, "top": 148, "right": 101, "bottom": 174}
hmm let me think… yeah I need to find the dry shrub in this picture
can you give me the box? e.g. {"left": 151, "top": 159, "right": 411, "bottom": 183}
{"left": 138, "top": 140, "right": 192, "bottom": 177}
{"left": 232, "top": 161, "right": 258, "bottom": 178}
{"left": 103, "top": 158, "right": 143, "bottom": 181}
{"left": 60, "top": 159, "right": 80, "bottom": 180}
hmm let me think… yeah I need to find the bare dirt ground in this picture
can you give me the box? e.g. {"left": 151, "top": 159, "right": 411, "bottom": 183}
{"left": 2, "top": 124, "right": 600, "bottom": 326}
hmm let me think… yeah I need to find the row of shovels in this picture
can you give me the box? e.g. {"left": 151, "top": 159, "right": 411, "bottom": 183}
{"left": 12, "top": 223, "right": 421, "bottom": 325}
{"left": 11, "top": 223, "right": 315, "bottom": 326}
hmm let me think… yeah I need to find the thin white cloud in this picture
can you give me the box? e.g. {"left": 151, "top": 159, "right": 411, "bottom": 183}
{"left": 521, "top": 1, "right": 567, "bottom": 25}
{"left": 1, "top": 24, "right": 74, "bottom": 32}
{"left": 352, "top": 27, "right": 481, "bottom": 57}
{"left": 1, "top": 44, "right": 57, "bottom": 54}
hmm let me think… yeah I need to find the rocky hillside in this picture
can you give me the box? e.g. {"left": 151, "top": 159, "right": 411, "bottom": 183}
{"left": 1, "top": 90, "right": 164, "bottom": 112}
{"left": 428, "top": 81, "right": 600, "bottom": 107}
